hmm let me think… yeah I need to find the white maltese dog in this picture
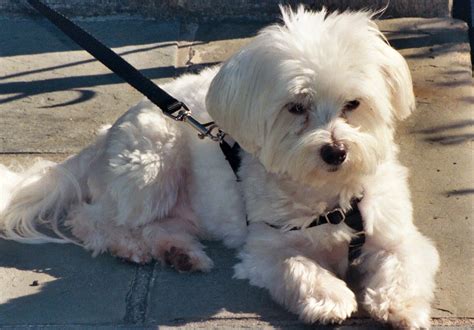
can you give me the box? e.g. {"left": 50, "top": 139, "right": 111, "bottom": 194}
{"left": 0, "top": 6, "right": 439, "bottom": 328}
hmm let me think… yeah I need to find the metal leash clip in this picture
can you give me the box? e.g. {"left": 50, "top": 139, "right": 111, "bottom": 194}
{"left": 165, "top": 102, "right": 226, "bottom": 143}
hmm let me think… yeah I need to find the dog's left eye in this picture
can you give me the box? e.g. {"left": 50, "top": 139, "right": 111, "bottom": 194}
{"left": 343, "top": 100, "right": 360, "bottom": 111}
{"left": 287, "top": 103, "right": 307, "bottom": 115}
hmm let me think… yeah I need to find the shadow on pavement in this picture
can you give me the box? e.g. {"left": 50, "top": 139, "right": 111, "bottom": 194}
{"left": 410, "top": 120, "right": 474, "bottom": 146}
{"left": 382, "top": 19, "right": 469, "bottom": 61}
{"left": 146, "top": 241, "right": 388, "bottom": 329}
{"left": 0, "top": 239, "right": 387, "bottom": 328}
{"left": 0, "top": 18, "right": 263, "bottom": 107}
{"left": 0, "top": 239, "right": 136, "bottom": 325}
{"left": 0, "top": 18, "right": 179, "bottom": 57}
{"left": 0, "top": 18, "right": 263, "bottom": 58}
{"left": 147, "top": 241, "right": 300, "bottom": 326}
{"left": 0, "top": 17, "right": 467, "bottom": 109}
{"left": 0, "top": 43, "right": 176, "bottom": 82}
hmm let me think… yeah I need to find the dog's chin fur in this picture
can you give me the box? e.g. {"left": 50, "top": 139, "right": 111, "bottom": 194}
{"left": 0, "top": 6, "right": 439, "bottom": 328}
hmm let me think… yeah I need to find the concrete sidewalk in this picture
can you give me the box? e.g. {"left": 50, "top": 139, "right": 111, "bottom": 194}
{"left": 0, "top": 15, "right": 473, "bottom": 329}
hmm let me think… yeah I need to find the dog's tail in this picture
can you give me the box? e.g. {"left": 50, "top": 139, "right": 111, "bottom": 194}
{"left": 0, "top": 131, "right": 106, "bottom": 245}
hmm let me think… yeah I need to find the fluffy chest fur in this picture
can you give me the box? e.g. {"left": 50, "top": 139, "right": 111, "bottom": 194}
{"left": 238, "top": 151, "right": 362, "bottom": 263}
{"left": 239, "top": 148, "right": 365, "bottom": 222}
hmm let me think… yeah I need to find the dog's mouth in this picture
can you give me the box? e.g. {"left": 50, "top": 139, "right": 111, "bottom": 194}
{"left": 327, "top": 167, "right": 339, "bottom": 172}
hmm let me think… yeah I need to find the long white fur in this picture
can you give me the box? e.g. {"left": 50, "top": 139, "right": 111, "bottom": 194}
{"left": 0, "top": 6, "right": 439, "bottom": 328}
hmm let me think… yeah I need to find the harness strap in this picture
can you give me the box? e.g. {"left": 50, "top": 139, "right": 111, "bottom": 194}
{"left": 219, "top": 142, "right": 242, "bottom": 178}
{"left": 266, "top": 198, "right": 365, "bottom": 263}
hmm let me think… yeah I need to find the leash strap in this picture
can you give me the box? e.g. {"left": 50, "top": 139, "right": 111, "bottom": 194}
{"left": 27, "top": 0, "right": 183, "bottom": 116}
{"left": 27, "top": 0, "right": 241, "bottom": 178}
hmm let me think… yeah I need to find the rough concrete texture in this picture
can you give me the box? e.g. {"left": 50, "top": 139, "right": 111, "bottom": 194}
{"left": 382, "top": 18, "right": 474, "bottom": 320}
{"left": 0, "top": 241, "right": 136, "bottom": 325}
{"left": 0, "top": 17, "right": 179, "bottom": 153}
{"left": 0, "top": 14, "right": 473, "bottom": 329}
{"left": 1, "top": 0, "right": 452, "bottom": 19}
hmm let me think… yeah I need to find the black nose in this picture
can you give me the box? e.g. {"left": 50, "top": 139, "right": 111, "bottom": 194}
{"left": 320, "top": 143, "right": 347, "bottom": 165}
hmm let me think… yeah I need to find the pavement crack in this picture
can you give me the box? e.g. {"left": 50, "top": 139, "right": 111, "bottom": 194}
{"left": 0, "top": 151, "right": 71, "bottom": 155}
{"left": 435, "top": 307, "right": 454, "bottom": 315}
{"left": 176, "top": 21, "right": 199, "bottom": 71}
{"left": 186, "top": 47, "right": 196, "bottom": 67}
{"left": 123, "top": 262, "right": 155, "bottom": 325}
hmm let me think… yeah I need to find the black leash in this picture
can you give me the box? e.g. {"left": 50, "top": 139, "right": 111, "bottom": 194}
{"left": 27, "top": 0, "right": 181, "bottom": 116}
{"left": 26, "top": 0, "right": 240, "bottom": 176}
{"left": 267, "top": 198, "right": 365, "bottom": 263}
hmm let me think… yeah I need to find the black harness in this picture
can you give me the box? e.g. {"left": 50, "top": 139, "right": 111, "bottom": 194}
{"left": 27, "top": 0, "right": 366, "bottom": 263}
{"left": 266, "top": 198, "right": 365, "bottom": 263}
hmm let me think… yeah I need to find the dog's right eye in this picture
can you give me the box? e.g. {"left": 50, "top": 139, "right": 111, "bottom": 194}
{"left": 343, "top": 100, "right": 360, "bottom": 112}
{"left": 287, "top": 103, "right": 306, "bottom": 115}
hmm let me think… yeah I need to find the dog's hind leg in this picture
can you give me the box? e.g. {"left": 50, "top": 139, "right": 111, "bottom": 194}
{"left": 68, "top": 179, "right": 214, "bottom": 270}
{"left": 66, "top": 200, "right": 153, "bottom": 264}
{"left": 65, "top": 101, "right": 212, "bottom": 270}
{"left": 141, "top": 189, "right": 214, "bottom": 272}
{"left": 142, "top": 219, "right": 213, "bottom": 272}
{"left": 65, "top": 192, "right": 209, "bottom": 269}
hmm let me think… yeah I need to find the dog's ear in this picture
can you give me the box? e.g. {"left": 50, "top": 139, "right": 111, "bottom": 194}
{"left": 206, "top": 7, "right": 306, "bottom": 154}
{"left": 206, "top": 46, "right": 270, "bottom": 154}
{"left": 376, "top": 40, "right": 416, "bottom": 120}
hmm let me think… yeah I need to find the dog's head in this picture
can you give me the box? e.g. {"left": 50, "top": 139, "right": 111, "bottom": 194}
{"left": 206, "top": 6, "right": 415, "bottom": 186}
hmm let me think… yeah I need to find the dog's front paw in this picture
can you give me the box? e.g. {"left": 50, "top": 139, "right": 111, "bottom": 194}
{"left": 298, "top": 279, "right": 357, "bottom": 324}
{"left": 363, "top": 288, "right": 431, "bottom": 329}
